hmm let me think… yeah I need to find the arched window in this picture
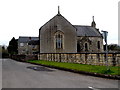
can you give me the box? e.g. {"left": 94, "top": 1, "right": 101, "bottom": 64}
{"left": 97, "top": 41, "right": 100, "bottom": 49}
{"left": 85, "top": 43, "right": 88, "bottom": 51}
{"left": 77, "top": 43, "right": 80, "bottom": 52}
{"left": 55, "top": 31, "right": 64, "bottom": 49}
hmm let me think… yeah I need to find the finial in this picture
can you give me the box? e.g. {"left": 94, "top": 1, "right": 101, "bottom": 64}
{"left": 58, "top": 6, "right": 60, "bottom": 14}
{"left": 92, "top": 16, "right": 94, "bottom": 21}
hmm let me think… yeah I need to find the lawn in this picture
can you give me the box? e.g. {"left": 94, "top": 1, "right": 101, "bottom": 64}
{"left": 26, "top": 60, "right": 120, "bottom": 75}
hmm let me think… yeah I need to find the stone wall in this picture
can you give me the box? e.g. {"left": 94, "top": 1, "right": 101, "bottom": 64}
{"left": 18, "top": 43, "right": 28, "bottom": 54}
{"left": 12, "top": 54, "right": 38, "bottom": 61}
{"left": 38, "top": 53, "right": 120, "bottom": 66}
{"left": 18, "top": 42, "right": 39, "bottom": 55}
{"left": 77, "top": 36, "right": 103, "bottom": 52}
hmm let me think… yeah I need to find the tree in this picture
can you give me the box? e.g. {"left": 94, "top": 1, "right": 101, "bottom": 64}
{"left": 107, "top": 44, "right": 120, "bottom": 52}
{"left": 2, "top": 45, "right": 9, "bottom": 58}
{"left": 7, "top": 37, "right": 18, "bottom": 55}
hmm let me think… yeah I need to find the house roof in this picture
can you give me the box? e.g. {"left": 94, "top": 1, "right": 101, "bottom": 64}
{"left": 28, "top": 40, "right": 39, "bottom": 45}
{"left": 74, "top": 25, "right": 102, "bottom": 37}
{"left": 18, "top": 36, "right": 39, "bottom": 43}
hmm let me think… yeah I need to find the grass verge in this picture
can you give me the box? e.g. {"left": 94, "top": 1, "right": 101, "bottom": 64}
{"left": 26, "top": 60, "right": 119, "bottom": 75}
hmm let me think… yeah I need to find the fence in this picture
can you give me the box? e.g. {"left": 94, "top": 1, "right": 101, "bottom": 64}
{"left": 38, "top": 53, "right": 120, "bottom": 66}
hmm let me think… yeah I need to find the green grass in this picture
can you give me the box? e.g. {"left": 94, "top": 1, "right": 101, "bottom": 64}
{"left": 26, "top": 60, "right": 120, "bottom": 75}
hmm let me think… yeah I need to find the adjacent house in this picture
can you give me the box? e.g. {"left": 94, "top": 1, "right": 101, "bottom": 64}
{"left": 18, "top": 36, "right": 39, "bottom": 54}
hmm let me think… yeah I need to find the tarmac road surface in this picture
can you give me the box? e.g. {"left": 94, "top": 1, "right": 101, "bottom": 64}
{"left": 2, "top": 59, "right": 119, "bottom": 89}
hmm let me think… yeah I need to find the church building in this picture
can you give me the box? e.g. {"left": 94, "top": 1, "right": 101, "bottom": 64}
{"left": 39, "top": 7, "right": 103, "bottom": 53}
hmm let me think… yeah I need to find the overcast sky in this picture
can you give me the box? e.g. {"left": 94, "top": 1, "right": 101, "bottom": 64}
{"left": 0, "top": 0, "right": 119, "bottom": 46}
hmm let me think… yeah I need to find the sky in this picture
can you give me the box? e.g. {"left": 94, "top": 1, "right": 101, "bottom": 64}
{"left": 0, "top": 0, "right": 119, "bottom": 46}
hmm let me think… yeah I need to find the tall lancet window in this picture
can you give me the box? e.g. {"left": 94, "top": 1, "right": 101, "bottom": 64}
{"left": 55, "top": 31, "right": 64, "bottom": 49}
{"left": 97, "top": 41, "right": 100, "bottom": 49}
{"left": 85, "top": 43, "right": 88, "bottom": 51}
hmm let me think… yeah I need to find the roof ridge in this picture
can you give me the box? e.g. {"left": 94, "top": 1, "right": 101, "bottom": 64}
{"left": 40, "top": 13, "right": 76, "bottom": 30}
{"left": 74, "top": 25, "right": 91, "bottom": 27}
{"left": 19, "top": 36, "right": 38, "bottom": 38}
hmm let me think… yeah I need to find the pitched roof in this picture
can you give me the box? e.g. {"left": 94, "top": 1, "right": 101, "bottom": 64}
{"left": 74, "top": 25, "right": 102, "bottom": 37}
{"left": 39, "top": 14, "right": 75, "bottom": 31}
{"left": 18, "top": 36, "right": 39, "bottom": 43}
{"left": 28, "top": 40, "right": 39, "bottom": 45}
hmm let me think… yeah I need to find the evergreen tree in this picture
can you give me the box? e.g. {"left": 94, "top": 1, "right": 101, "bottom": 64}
{"left": 7, "top": 37, "right": 18, "bottom": 55}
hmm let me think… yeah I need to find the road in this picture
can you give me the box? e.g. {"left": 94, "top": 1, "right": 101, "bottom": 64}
{"left": 2, "top": 59, "right": 119, "bottom": 88}
{"left": 0, "top": 59, "right": 2, "bottom": 89}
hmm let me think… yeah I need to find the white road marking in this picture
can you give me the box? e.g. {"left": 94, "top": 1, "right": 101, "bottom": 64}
{"left": 88, "top": 86, "right": 100, "bottom": 90}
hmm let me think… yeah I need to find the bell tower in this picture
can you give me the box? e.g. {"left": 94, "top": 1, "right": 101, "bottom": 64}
{"left": 91, "top": 16, "right": 96, "bottom": 28}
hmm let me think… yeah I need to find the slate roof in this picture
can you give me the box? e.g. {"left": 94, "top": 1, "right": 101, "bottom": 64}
{"left": 18, "top": 36, "right": 39, "bottom": 43}
{"left": 28, "top": 40, "right": 39, "bottom": 45}
{"left": 74, "top": 25, "right": 102, "bottom": 37}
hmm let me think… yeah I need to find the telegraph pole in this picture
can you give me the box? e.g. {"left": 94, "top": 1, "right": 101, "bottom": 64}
{"left": 101, "top": 30, "right": 110, "bottom": 71}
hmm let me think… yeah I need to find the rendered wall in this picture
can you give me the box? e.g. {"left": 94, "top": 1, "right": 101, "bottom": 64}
{"left": 40, "top": 15, "right": 77, "bottom": 53}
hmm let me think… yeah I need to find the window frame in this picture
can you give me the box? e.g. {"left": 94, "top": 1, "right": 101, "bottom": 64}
{"left": 20, "top": 43, "right": 24, "bottom": 47}
{"left": 54, "top": 31, "right": 64, "bottom": 49}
